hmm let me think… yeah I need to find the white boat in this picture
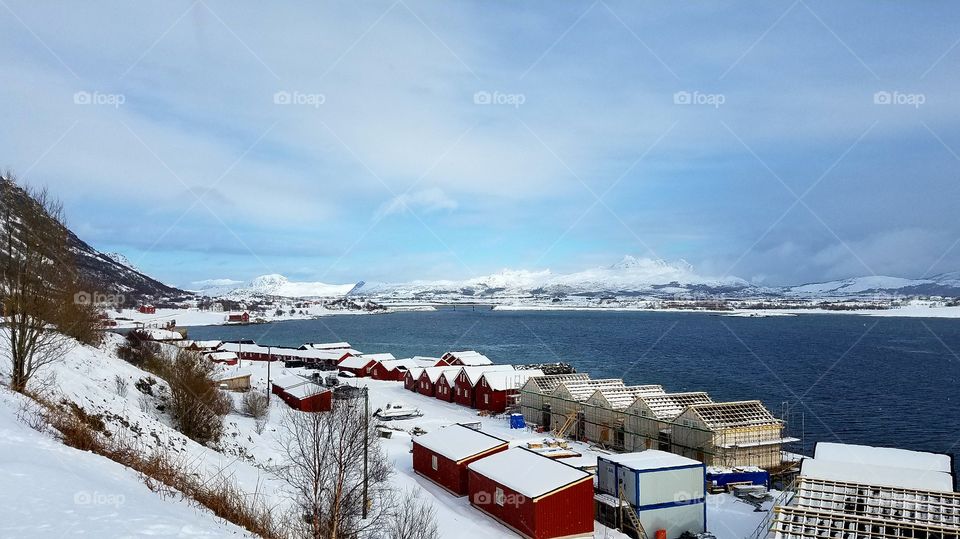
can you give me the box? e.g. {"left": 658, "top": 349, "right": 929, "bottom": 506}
{"left": 373, "top": 402, "right": 423, "bottom": 421}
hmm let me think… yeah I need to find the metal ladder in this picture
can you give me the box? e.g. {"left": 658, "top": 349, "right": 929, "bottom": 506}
{"left": 747, "top": 477, "right": 797, "bottom": 539}
{"left": 619, "top": 486, "right": 648, "bottom": 539}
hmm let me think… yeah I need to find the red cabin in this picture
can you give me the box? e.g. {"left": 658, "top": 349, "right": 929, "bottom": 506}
{"left": 227, "top": 312, "right": 250, "bottom": 323}
{"left": 412, "top": 424, "right": 508, "bottom": 496}
{"left": 283, "top": 384, "right": 332, "bottom": 413}
{"left": 404, "top": 368, "right": 423, "bottom": 391}
{"left": 434, "top": 371, "right": 457, "bottom": 402}
{"left": 416, "top": 367, "right": 459, "bottom": 398}
{"left": 475, "top": 369, "right": 545, "bottom": 414}
{"left": 467, "top": 448, "right": 594, "bottom": 539}
{"left": 452, "top": 366, "right": 515, "bottom": 408}
{"left": 338, "top": 356, "right": 377, "bottom": 377}
{"left": 138, "top": 305, "right": 156, "bottom": 314}
{"left": 370, "top": 358, "right": 419, "bottom": 381}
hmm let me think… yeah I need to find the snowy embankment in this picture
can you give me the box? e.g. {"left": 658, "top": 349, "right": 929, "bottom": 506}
{"left": 0, "top": 389, "right": 250, "bottom": 537}
{"left": 109, "top": 304, "right": 433, "bottom": 329}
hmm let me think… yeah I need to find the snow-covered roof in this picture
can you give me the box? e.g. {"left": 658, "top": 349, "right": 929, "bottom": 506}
{"left": 375, "top": 358, "right": 420, "bottom": 373}
{"left": 423, "top": 366, "right": 462, "bottom": 383}
{"left": 442, "top": 350, "right": 492, "bottom": 366}
{"left": 414, "top": 424, "right": 508, "bottom": 462}
{"left": 454, "top": 365, "right": 516, "bottom": 387}
{"left": 361, "top": 353, "right": 396, "bottom": 362}
{"left": 140, "top": 328, "right": 184, "bottom": 341}
{"left": 629, "top": 391, "right": 713, "bottom": 419}
{"left": 684, "top": 400, "right": 781, "bottom": 430}
{"left": 554, "top": 379, "right": 625, "bottom": 401}
{"left": 339, "top": 355, "right": 377, "bottom": 369}
{"left": 179, "top": 340, "right": 222, "bottom": 349}
{"left": 482, "top": 369, "right": 545, "bottom": 391}
{"left": 813, "top": 442, "right": 952, "bottom": 474}
{"left": 466, "top": 447, "right": 592, "bottom": 499}
{"left": 525, "top": 373, "right": 590, "bottom": 393}
{"left": 205, "top": 351, "right": 238, "bottom": 361}
{"left": 591, "top": 385, "right": 666, "bottom": 410}
{"left": 218, "top": 342, "right": 347, "bottom": 361}
{"left": 214, "top": 369, "right": 252, "bottom": 382}
{"left": 406, "top": 367, "right": 425, "bottom": 380}
{"left": 800, "top": 458, "right": 954, "bottom": 492}
{"left": 285, "top": 383, "right": 329, "bottom": 400}
{"left": 271, "top": 374, "right": 310, "bottom": 391}
{"left": 302, "top": 341, "right": 351, "bottom": 350}
{"left": 601, "top": 450, "right": 702, "bottom": 471}
{"left": 412, "top": 356, "right": 442, "bottom": 367}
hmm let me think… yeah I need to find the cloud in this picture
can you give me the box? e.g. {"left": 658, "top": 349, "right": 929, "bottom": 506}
{"left": 375, "top": 188, "right": 458, "bottom": 219}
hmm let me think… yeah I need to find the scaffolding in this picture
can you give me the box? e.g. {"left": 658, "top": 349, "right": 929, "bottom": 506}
{"left": 769, "top": 505, "right": 959, "bottom": 539}
{"left": 671, "top": 401, "right": 791, "bottom": 468}
{"left": 583, "top": 385, "right": 666, "bottom": 449}
{"left": 519, "top": 373, "right": 589, "bottom": 427}
{"left": 623, "top": 392, "right": 713, "bottom": 453}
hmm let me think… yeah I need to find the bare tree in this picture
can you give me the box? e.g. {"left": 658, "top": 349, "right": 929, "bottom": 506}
{"left": 386, "top": 488, "right": 440, "bottom": 539}
{"left": 0, "top": 175, "right": 75, "bottom": 393}
{"left": 241, "top": 389, "right": 270, "bottom": 434}
{"left": 276, "top": 394, "right": 392, "bottom": 539}
{"left": 165, "top": 350, "right": 231, "bottom": 444}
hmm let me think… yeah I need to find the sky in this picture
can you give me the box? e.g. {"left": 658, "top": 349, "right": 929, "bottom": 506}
{"left": 2, "top": 1, "right": 959, "bottom": 289}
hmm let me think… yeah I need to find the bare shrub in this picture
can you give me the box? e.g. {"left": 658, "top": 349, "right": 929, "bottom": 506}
{"left": 277, "top": 394, "right": 392, "bottom": 539}
{"left": 166, "top": 350, "right": 231, "bottom": 444}
{"left": 114, "top": 375, "right": 128, "bottom": 398}
{"left": 241, "top": 390, "right": 270, "bottom": 434}
{"left": 387, "top": 488, "right": 440, "bottom": 539}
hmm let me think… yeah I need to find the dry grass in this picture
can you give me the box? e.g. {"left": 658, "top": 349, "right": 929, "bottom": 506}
{"left": 23, "top": 391, "right": 282, "bottom": 539}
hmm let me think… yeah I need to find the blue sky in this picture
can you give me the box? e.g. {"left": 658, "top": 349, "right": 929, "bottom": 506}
{"left": 2, "top": 1, "right": 959, "bottom": 288}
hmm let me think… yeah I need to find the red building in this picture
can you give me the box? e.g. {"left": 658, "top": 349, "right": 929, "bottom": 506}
{"left": 138, "top": 305, "right": 156, "bottom": 314}
{"left": 370, "top": 358, "right": 415, "bottom": 381}
{"left": 467, "top": 448, "right": 594, "bottom": 539}
{"left": 475, "top": 369, "right": 545, "bottom": 414}
{"left": 440, "top": 350, "right": 493, "bottom": 366}
{"left": 404, "top": 368, "right": 423, "bottom": 391}
{"left": 412, "top": 424, "right": 508, "bottom": 496}
{"left": 338, "top": 356, "right": 377, "bottom": 377}
{"left": 434, "top": 371, "right": 458, "bottom": 402}
{"left": 227, "top": 312, "right": 250, "bottom": 324}
{"left": 283, "top": 383, "right": 332, "bottom": 412}
{"left": 271, "top": 374, "right": 309, "bottom": 397}
{"left": 452, "top": 366, "right": 516, "bottom": 408}
{"left": 416, "top": 367, "right": 459, "bottom": 397}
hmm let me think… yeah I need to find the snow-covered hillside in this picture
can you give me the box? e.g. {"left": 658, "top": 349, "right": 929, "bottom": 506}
{"left": 194, "top": 274, "right": 357, "bottom": 299}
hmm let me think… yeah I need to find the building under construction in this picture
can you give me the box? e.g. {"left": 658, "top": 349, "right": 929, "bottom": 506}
{"left": 519, "top": 374, "right": 796, "bottom": 469}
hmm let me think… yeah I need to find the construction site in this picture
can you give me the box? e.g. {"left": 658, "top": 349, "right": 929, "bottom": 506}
{"left": 518, "top": 373, "right": 799, "bottom": 471}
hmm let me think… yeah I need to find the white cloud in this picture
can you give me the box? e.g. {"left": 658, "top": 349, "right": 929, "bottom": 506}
{"left": 375, "top": 188, "right": 458, "bottom": 219}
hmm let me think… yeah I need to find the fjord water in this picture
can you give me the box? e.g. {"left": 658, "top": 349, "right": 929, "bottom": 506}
{"left": 189, "top": 309, "right": 960, "bottom": 477}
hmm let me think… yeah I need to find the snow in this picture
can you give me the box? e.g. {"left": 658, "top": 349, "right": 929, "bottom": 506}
{"left": 482, "top": 369, "right": 545, "bottom": 391}
{"left": 140, "top": 328, "right": 184, "bottom": 341}
{"left": 800, "top": 458, "right": 954, "bottom": 492}
{"left": 271, "top": 374, "right": 311, "bottom": 390}
{"left": 413, "top": 424, "right": 508, "bottom": 461}
{"left": 213, "top": 368, "right": 252, "bottom": 381}
{"left": 466, "top": 447, "right": 592, "bottom": 499}
{"left": 205, "top": 351, "right": 237, "bottom": 362}
{"left": 813, "top": 441, "right": 953, "bottom": 474}
{"left": 338, "top": 355, "right": 376, "bottom": 369}
{"left": 284, "top": 383, "right": 329, "bottom": 399}
{"left": 302, "top": 341, "right": 352, "bottom": 350}
{"left": 195, "top": 273, "right": 357, "bottom": 298}
{"left": 361, "top": 352, "right": 396, "bottom": 362}
{"left": 601, "top": 450, "right": 701, "bottom": 471}
{"left": 0, "top": 389, "right": 250, "bottom": 537}
{"left": 444, "top": 351, "right": 493, "bottom": 366}
{"left": 457, "top": 365, "right": 517, "bottom": 387}
{"left": 108, "top": 304, "right": 381, "bottom": 329}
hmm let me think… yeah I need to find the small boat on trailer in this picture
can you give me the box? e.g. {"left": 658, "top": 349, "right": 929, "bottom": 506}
{"left": 373, "top": 402, "right": 423, "bottom": 421}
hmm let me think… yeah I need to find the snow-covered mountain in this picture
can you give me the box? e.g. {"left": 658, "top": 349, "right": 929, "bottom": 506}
{"left": 785, "top": 272, "right": 960, "bottom": 298}
{"left": 195, "top": 273, "right": 357, "bottom": 299}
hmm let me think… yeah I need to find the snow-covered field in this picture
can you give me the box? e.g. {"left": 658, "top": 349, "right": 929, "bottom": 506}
{"left": 0, "top": 333, "right": 772, "bottom": 538}
{"left": 108, "top": 304, "right": 434, "bottom": 329}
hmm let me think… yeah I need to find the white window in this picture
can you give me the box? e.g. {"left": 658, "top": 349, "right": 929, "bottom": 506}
{"left": 494, "top": 487, "right": 505, "bottom": 506}
{"left": 431, "top": 455, "right": 438, "bottom": 471}
{"left": 484, "top": 394, "right": 490, "bottom": 404}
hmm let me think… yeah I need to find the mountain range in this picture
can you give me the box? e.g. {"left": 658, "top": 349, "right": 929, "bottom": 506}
{"left": 190, "top": 256, "right": 960, "bottom": 302}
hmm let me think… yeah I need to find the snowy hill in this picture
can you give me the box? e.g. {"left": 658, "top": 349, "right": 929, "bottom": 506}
{"left": 194, "top": 274, "right": 358, "bottom": 299}
{"left": 785, "top": 273, "right": 960, "bottom": 298}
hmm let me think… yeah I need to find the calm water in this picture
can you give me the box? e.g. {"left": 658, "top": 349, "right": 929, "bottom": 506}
{"left": 188, "top": 309, "right": 960, "bottom": 477}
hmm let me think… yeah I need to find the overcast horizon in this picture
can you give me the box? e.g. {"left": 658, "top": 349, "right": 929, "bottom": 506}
{"left": 3, "top": 2, "right": 959, "bottom": 289}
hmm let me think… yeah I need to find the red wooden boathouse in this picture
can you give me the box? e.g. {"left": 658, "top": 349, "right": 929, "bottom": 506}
{"left": 412, "top": 424, "right": 508, "bottom": 496}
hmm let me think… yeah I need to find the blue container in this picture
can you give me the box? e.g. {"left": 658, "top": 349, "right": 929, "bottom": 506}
{"left": 509, "top": 413, "right": 526, "bottom": 429}
{"left": 706, "top": 469, "right": 770, "bottom": 488}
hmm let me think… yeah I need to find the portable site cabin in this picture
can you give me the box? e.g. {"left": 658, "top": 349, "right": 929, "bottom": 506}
{"left": 284, "top": 383, "right": 332, "bottom": 412}
{"left": 441, "top": 350, "right": 493, "bottom": 366}
{"left": 582, "top": 385, "right": 665, "bottom": 449}
{"left": 596, "top": 450, "right": 706, "bottom": 537}
{"left": 475, "top": 369, "right": 545, "bottom": 413}
{"left": 452, "top": 365, "right": 517, "bottom": 408}
{"left": 337, "top": 355, "right": 378, "bottom": 377}
{"left": 412, "top": 424, "right": 509, "bottom": 496}
{"left": 670, "top": 400, "right": 793, "bottom": 468}
{"left": 623, "top": 392, "right": 713, "bottom": 452}
{"left": 467, "top": 447, "right": 594, "bottom": 539}
{"left": 547, "top": 379, "right": 625, "bottom": 439}
{"left": 767, "top": 443, "right": 958, "bottom": 539}
{"left": 519, "top": 373, "right": 590, "bottom": 428}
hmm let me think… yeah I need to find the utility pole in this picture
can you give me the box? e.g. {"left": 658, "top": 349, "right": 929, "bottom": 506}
{"left": 267, "top": 346, "right": 272, "bottom": 404}
{"left": 362, "top": 386, "right": 369, "bottom": 520}
{"left": 238, "top": 341, "right": 242, "bottom": 368}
